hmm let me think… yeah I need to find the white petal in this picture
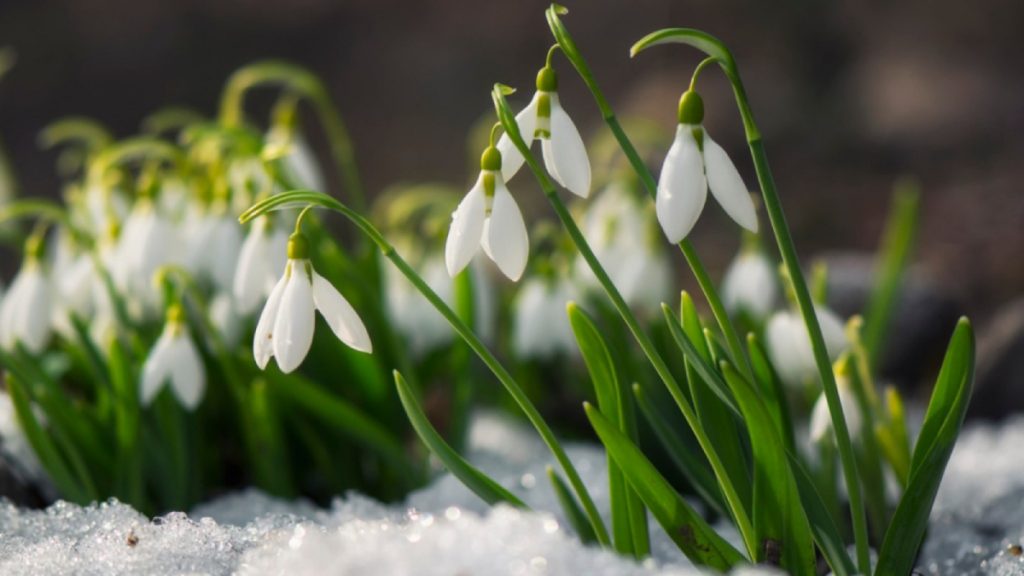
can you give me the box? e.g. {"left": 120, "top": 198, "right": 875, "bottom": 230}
{"left": 208, "top": 217, "right": 243, "bottom": 292}
{"left": 169, "top": 336, "right": 206, "bottom": 410}
{"left": 703, "top": 132, "right": 758, "bottom": 233}
{"left": 816, "top": 305, "right": 850, "bottom": 360}
{"left": 7, "top": 266, "right": 52, "bottom": 354}
{"left": 312, "top": 272, "right": 372, "bottom": 353}
{"left": 140, "top": 331, "right": 176, "bottom": 406}
{"left": 721, "top": 252, "right": 777, "bottom": 319}
{"left": 809, "top": 379, "right": 862, "bottom": 445}
{"left": 656, "top": 125, "right": 707, "bottom": 243}
{"left": 765, "top": 311, "right": 815, "bottom": 388}
{"left": 484, "top": 181, "right": 528, "bottom": 281}
{"left": 253, "top": 271, "right": 288, "bottom": 369}
{"left": 541, "top": 95, "right": 591, "bottom": 198}
{"left": 234, "top": 220, "right": 272, "bottom": 314}
{"left": 272, "top": 262, "right": 316, "bottom": 373}
{"left": 444, "top": 178, "right": 487, "bottom": 277}
{"left": 496, "top": 92, "right": 540, "bottom": 181}
{"left": 286, "top": 137, "right": 326, "bottom": 192}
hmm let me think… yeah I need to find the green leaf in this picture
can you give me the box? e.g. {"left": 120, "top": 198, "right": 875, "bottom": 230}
{"left": 632, "top": 383, "right": 727, "bottom": 517}
{"left": 567, "top": 302, "right": 645, "bottom": 556}
{"left": 546, "top": 466, "right": 597, "bottom": 544}
{"left": 787, "top": 454, "right": 858, "bottom": 576}
{"left": 862, "top": 181, "right": 919, "bottom": 366}
{"left": 746, "top": 332, "right": 796, "bottom": 453}
{"left": 876, "top": 318, "right": 974, "bottom": 576}
{"left": 2, "top": 369, "right": 87, "bottom": 503}
{"left": 585, "top": 403, "right": 746, "bottom": 571}
{"left": 661, "top": 304, "right": 739, "bottom": 416}
{"left": 681, "top": 294, "right": 750, "bottom": 514}
{"left": 394, "top": 370, "right": 527, "bottom": 509}
{"left": 719, "top": 362, "right": 816, "bottom": 575}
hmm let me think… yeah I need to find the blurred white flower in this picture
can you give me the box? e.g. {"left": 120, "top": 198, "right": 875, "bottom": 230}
{"left": 809, "top": 373, "right": 863, "bottom": 445}
{"left": 765, "top": 305, "right": 849, "bottom": 389}
{"left": 496, "top": 65, "right": 590, "bottom": 197}
{"left": 513, "top": 276, "right": 577, "bottom": 359}
{"left": 119, "top": 199, "right": 177, "bottom": 315}
{"left": 721, "top": 248, "right": 777, "bottom": 320}
{"left": 577, "top": 182, "right": 671, "bottom": 314}
{"left": 228, "top": 158, "right": 274, "bottom": 215}
{"left": 209, "top": 292, "right": 243, "bottom": 348}
{"left": 254, "top": 233, "right": 371, "bottom": 374}
{"left": 140, "top": 306, "right": 205, "bottom": 410}
{"left": 656, "top": 91, "right": 758, "bottom": 243}
{"left": 0, "top": 256, "right": 52, "bottom": 354}
{"left": 445, "top": 146, "right": 528, "bottom": 281}
{"left": 234, "top": 216, "right": 289, "bottom": 314}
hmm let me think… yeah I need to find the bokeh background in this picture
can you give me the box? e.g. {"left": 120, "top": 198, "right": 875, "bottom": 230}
{"left": 1, "top": 0, "right": 1022, "bottom": 412}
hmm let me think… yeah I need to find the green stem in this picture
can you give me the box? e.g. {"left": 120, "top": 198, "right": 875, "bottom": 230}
{"left": 219, "top": 60, "right": 366, "bottom": 212}
{"left": 545, "top": 8, "right": 753, "bottom": 383}
{"left": 493, "top": 86, "right": 756, "bottom": 558}
{"left": 240, "top": 190, "right": 611, "bottom": 547}
{"left": 630, "top": 27, "right": 872, "bottom": 573}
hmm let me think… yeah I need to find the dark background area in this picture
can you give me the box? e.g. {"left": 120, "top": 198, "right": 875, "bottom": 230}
{"left": 1, "top": 0, "right": 1022, "bottom": 374}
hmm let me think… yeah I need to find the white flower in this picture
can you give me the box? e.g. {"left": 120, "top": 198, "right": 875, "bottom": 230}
{"left": 513, "top": 277, "right": 577, "bottom": 359}
{"left": 496, "top": 66, "right": 590, "bottom": 197}
{"left": 0, "top": 258, "right": 52, "bottom": 354}
{"left": 385, "top": 252, "right": 453, "bottom": 356}
{"left": 445, "top": 146, "right": 528, "bottom": 281}
{"left": 254, "top": 233, "right": 371, "bottom": 374}
{"left": 577, "top": 182, "right": 671, "bottom": 314}
{"left": 267, "top": 125, "right": 326, "bottom": 192}
{"left": 203, "top": 213, "right": 244, "bottom": 292}
{"left": 655, "top": 91, "right": 758, "bottom": 243}
{"left": 809, "top": 373, "right": 863, "bottom": 445}
{"left": 721, "top": 248, "right": 777, "bottom": 320}
{"left": 234, "top": 216, "right": 289, "bottom": 314}
{"left": 140, "top": 307, "right": 206, "bottom": 410}
{"left": 119, "top": 199, "right": 178, "bottom": 315}
{"left": 228, "top": 158, "right": 274, "bottom": 215}
{"left": 209, "top": 292, "right": 243, "bottom": 348}
{"left": 765, "top": 305, "right": 849, "bottom": 389}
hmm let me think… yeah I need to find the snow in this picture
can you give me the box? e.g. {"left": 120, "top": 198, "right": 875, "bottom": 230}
{"left": 1, "top": 412, "right": 1023, "bottom": 575}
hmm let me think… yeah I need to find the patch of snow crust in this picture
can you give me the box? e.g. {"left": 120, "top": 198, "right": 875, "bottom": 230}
{"left": 1, "top": 412, "right": 1023, "bottom": 575}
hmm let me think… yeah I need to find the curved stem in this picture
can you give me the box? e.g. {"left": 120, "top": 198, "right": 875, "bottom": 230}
{"left": 631, "top": 27, "right": 871, "bottom": 574}
{"left": 545, "top": 6, "right": 753, "bottom": 383}
{"left": 240, "top": 190, "right": 611, "bottom": 547}
{"left": 494, "top": 86, "right": 756, "bottom": 558}
{"left": 689, "top": 57, "right": 717, "bottom": 92}
{"left": 219, "top": 60, "right": 366, "bottom": 212}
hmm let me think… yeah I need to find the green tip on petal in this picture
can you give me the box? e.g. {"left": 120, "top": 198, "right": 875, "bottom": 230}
{"left": 480, "top": 146, "right": 502, "bottom": 172}
{"left": 678, "top": 90, "right": 704, "bottom": 124}
{"left": 287, "top": 231, "right": 311, "bottom": 259}
{"left": 495, "top": 83, "right": 516, "bottom": 96}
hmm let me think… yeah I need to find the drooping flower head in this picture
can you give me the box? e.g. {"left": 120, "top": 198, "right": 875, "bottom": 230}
{"left": 656, "top": 90, "right": 758, "bottom": 243}
{"left": 513, "top": 274, "right": 578, "bottom": 359}
{"left": 766, "top": 304, "right": 849, "bottom": 390}
{"left": 0, "top": 236, "right": 53, "bottom": 354}
{"left": 721, "top": 233, "right": 777, "bottom": 321}
{"left": 809, "top": 358, "right": 863, "bottom": 446}
{"left": 234, "top": 215, "right": 289, "bottom": 314}
{"left": 140, "top": 304, "right": 206, "bottom": 410}
{"left": 445, "top": 141, "right": 528, "bottom": 281}
{"left": 496, "top": 53, "right": 591, "bottom": 198}
{"left": 254, "top": 230, "right": 371, "bottom": 374}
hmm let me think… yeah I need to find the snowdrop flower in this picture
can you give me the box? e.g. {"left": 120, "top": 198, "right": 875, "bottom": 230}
{"left": 721, "top": 242, "right": 777, "bottom": 320}
{"left": 209, "top": 292, "right": 243, "bottom": 348}
{"left": 577, "top": 182, "right": 670, "bottom": 314}
{"left": 267, "top": 123, "right": 326, "bottom": 192}
{"left": 254, "top": 231, "right": 371, "bottom": 374}
{"left": 766, "top": 305, "right": 849, "bottom": 389}
{"left": 513, "top": 276, "right": 577, "bottom": 359}
{"left": 809, "top": 367, "right": 863, "bottom": 445}
{"left": 234, "top": 216, "right": 289, "bottom": 314}
{"left": 445, "top": 145, "right": 528, "bottom": 281}
{"left": 0, "top": 243, "right": 53, "bottom": 354}
{"left": 200, "top": 211, "right": 244, "bottom": 293}
{"left": 140, "top": 305, "right": 205, "bottom": 410}
{"left": 656, "top": 90, "right": 758, "bottom": 243}
{"left": 496, "top": 61, "right": 590, "bottom": 197}
{"left": 119, "top": 198, "right": 177, "bottom": 315}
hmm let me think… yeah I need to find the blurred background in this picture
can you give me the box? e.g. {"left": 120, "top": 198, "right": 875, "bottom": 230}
{"left": 0, "top": 0, "right": 1022, "bottom": 414}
